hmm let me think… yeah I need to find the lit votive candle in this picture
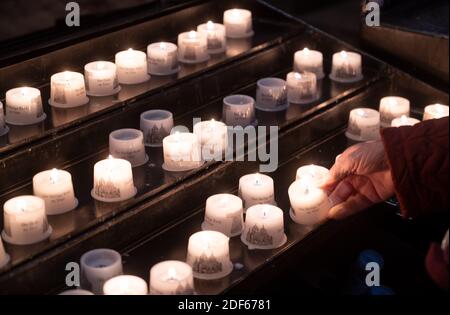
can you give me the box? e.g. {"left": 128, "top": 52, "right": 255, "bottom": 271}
{"left": 84, "top": 61, "right": 120, "bottom": 96}
{"left": 186, "top": 230, "right": 233, "bottom": 280}
{"left": 201, "top": 193, "right": 244, "bottom": 237}
{"left": 177, "top": 31, "right": 209, "bottom": 64}
{"left": 147, "top": 42, "right": 180, "bottom": 76}
{"left": 33, "top": 168, "right": 78, "bottom": 215}
{"left": 391, "top": 115, "right": 420, "bottom": 127}
{"left": 286, "top": 71, "right": 318, "bottom": 104}
{"left": 49, "top": 71, "right": 89, "bottom": 108}
{"left": 80, "top": 248, "right": 123, "bottom": 295}
{"left": 329, "top": 51, "right": 363, "bottom": 83}
{"left": 1, "top": 196, "right": 52, "bottom": 245}
{"left": 59, "top": 289, "right": 94, "bottom": 295}
{"left": 293, "top": 48, "right": 325, "bottom": 79}
{"left": 238, "top": 173, "right": 276, "bottom": 211}
{"left": 288, "top": 180, "right": 330, "bottom": 225}
{"left": 379, "top": 96, "right": 410, "bottom": 127}
{"left": 0, "top": 236, "right": 10, "bottom": 269}
{"left": 345, "top": 108, "right": 381, "bottom": 142}
{"left": 140, "top": 109, "right": 174, "bottom": 147}
{"left": 423, "top": 103, "right": 449, "bottom": 120}
{"left": 222, "top": 94, "right": 256, "bottom": 127}
{"left": 109, "top": 129, "right": 149, "bottom": 167}
{"left": 103, "top": 275, "right": 148, "bottom": 295}
{"left": 91, "top": 156, "right": 137, "bottom": 202}
{"left": 5, "top": 87, "right": 46, "bottom": 125}
{"left": 149, "top": 261, "right": 195, "bottom": 295}
{"left": 115, "top": 48, "right": 150, "bottom": 85}
{"left": 256, "top": 77, "right": 288, "bottom": 111}
{"left": 197, "top": 21, "right": 227, "bottom": 54}
{"left": 0, "top": 102, "right": 9, "bottom": 136}
{"left": 223, "top": 9, "right": 254, "bottom": 39}
{"left": 296, "top": 164, "right": 330, "bottom": 187}
{"left": 162, "top": 132, "right": 203, "bottom": 172}
{"left": 193, "top": 119, "right": 228, "bottom": 160}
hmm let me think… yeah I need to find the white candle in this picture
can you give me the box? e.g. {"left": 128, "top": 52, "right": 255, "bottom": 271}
{"left": 91, "top": 156, "right": 137, "bottom": 202}
{"left": 115, "top": 48, "right": 150, "bottom": 85}
{"left": 80, "top": 248, "right": 123, "bottom": 295}
{"left": 423, "top": 103, "right": 449, "bottom": 120}
{"left": 109, "top": 129, "right": 148, "bottom": 167}
{"left": 238, "top": 173, "right": 276, "bottom": 211}
{"left": 33, "top": 168, "right": 78, "bottom": 215}
{"left": 286, "top": 72, "right": 318, "bottom": 104}
{"left": 147, "top": 42, "right": 180, "bottom": 76}
{"left": 241, "top": 204, "right": 286, "bottom": 250}
{"left": 0, "top": 102, "right": 8, "bottom": 136}
{"left": 345, "top": 108, "right": 381, "bottom": 142}
{"left": 288, "top": 180, "right": 330, "bottom": 225}
{"left": 197, "top": 21, "right": 226, "bottom": 54}
{"left": 296, "top": 164, "right": 330, "bottom": 187}
{"left": 84, "top": 61, "right": 120, "bottom": 96}
{"left": 149, "top": 260, "right": 195, "bottom": 295}
{"left": 177, "top": 31, "right": 209, "bottom": 64}
{"left": 49, "top": 71, "right": 89, "bottom": 108}
{"left": 379, "top": 96, "right": 410, "bottom": 127}
{"left": 103, "top": 275, "right": 148, "bottom": 295}
{"left": 1, "top": 196, "right": 52, "bottom": 245}
{"left": 222, "top": 94, "right": 256, "bottom": 127}
{"left": 223, "top": 9, "right": 254, "bottom": 39}
{"left": 186, "top": 230, "right": 233, "bottom": 280}
{"left": 293, "top": 48, "right": 325, "bottom": 79}
{"left": 0, "top": 236, "right": 10, "bottom": 269}
{"left": 201, "top": 193, "right": 244, "bottom": 237}
{"left": 140, "top": 109, "right": 174, "bottom": 147}
{"left": 330, "top": 51, "right": 363, "bottom": 83}
{"left": 193, "top": 119, "right": 228, "bottom": 160}
{"left": 5, "top": 87, "right": 45, "bottom": 125}
{"left": 391, "top": 115, "right": 420, "bottom": 127}
{"left": 256, "top": 77, "right": 288, "bottom": 111}
{"left": 162, "top": 132, "right": 203, "bottom": 172}
{"left": 59, "top": 289, "right": 94, "bottom": 295}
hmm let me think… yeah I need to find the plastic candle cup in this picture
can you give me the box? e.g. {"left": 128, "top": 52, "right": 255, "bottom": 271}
{"left": 84, "top": 61, "right": 120, "bottom": 96}
{"left": 293, "top": 48, "right": 325, "bottom": 79}
{"left": 423, "top": 103, "right": 449, "bottom": 120}
{"left": 162, "top": 132, "right": 203, "bottom": 172}
{"left": 186, "top": 230, "right": 233, "bottom": 280}
{"left": 222, "top": 94, "right": 256, "bottom": 127}
{"left": 147, "top": 42, "right": 180, "bottom": 76}
{"left": 140, "top": 109, "right": 174, "bottom": 147}
{"left": 1, "top": 196, "right": 52, "bottom": 245}
{"left": 59, "top": 289, "right": 94, "bottom": 295}
{"left": 286, "top": 71, "right": 318, "bottom": 104}
{"left": 256, "top": 77, "right": 288, "bottom": 111}
{"left": 115, "top": 48, "right": 150, "bottom": 85}
{"left": 329, "top": 51, "right": 363, "bottom": 83}
{"left": 177, "top": 31, "right": 209, "bottom": 64}
{"left": 296, "top": 164, "right": 330, "bottom": 187}
{"left": 0, "top": 236, "right": 10, "bottom": 269}
{"left": 0, "top": 102, "right": 9, "bottom": 136}
{"left": 49, "top": 71, "right": 89, "bottom": 108}
{"left": 391, "top": 115, "right": 420, "bottom": 127}
{"left": 149, "top": 260, "right": 195, "bottom": 295}
{"left": 345, "top": 108, "right": 381, "bottom": 142}
{"left": 197, "top": 21, "right": 227, "bottom": 54}
{"left": 238, "top": 173, "right": 276, "bottom": 211}
{"left": 91, "top": 156, "right": 137, "bottom": 203}
{"left": 379, "top": 96, "right": 410, "bottom": 127}
{"left": 5, "top": 87, "right": 46, "bottom": 125}
{"left": 103, "top": 275, "right": 148, "bottom": 295}
{"left": 223, "top": 9, "right": 254, "bottom": 39}
{"left": 109, "top": 129, "right": 149, "bottom": 167}
{"left": 32, "top": 168, "right": 78, "bottom": 215}
{"left": 193, "top": 119, "right": 228, "bottom": 161}
{"left": 201, "top": 193, "right": 244, "bottom": 237}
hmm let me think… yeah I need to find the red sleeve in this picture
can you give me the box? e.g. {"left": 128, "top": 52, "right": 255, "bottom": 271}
{"left": 380, "top": 117, "right": 449, "bottom": 219}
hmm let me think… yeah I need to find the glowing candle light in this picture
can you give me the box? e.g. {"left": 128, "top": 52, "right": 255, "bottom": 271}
{"left": 293, "top": 48, "right": 325, "bottom": 79}
{"left": 84, "top": 61, "right": 120, "bottom": 96}
{"left": 379, "top": 96, "right": 410, "bottom": 127}
{"left": 149, "top": 261, "right": 195, "bottom": 295}
{"left": 238, "top": 173, "right": 275, "bottom": 211}
{"left": 202, "top": 193, "right": 244, "bottom": 237}
{"left": 346, "top": 108, "right": 381, "bottom": 142}
{"left": 197, "top": 21, "right": 226, "bottom": 54}
{"left": 49, "top": 71, "right": 89, "bottom": 108}
{"left": 177, "top": 30, "right": 209, "bottom": 64}
{"left": 423, "top": 103, "right": 449, "bottom": 120}
{"left": 330, "top": 50, "right": 363, "bottom": 83}
{"left": 5, "top": 87, "right": 45, "bottom": 125}
{"left": 115, "top": 48, "right": 150, "bottom": 84}
{"left": 147, "top": 42, "right": 179, "bottom": 76}
{"left": 223, "top": 9, "right": 254, "bottom": 38}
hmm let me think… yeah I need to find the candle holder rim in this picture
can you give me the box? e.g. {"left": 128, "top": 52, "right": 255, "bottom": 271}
{"left": 4, "top": 112, "right": 46, "bottom": 126}
{"left": 86, "top": 85, "right": 121, "bottom": 97}
{"left": 140, "top": 109, "right": 173, "bottom": 121}
{"left": 3, "top": 195, "right": 46, "bottom": 210}
{"left": 109, "top": 128, "right": 143, "bottom": 141}
{"left": 80, "top": 248, "right": 122, "bottom": 270}
{"left": 148, "top": 66, "right": 181, "bottom": 76}
{"left": 223, "top": 94, "right": 255, "bottom": 106}
{"left": 84, "top": 61, "right": 117, "bottom": 70}
{"left": 45, "top": 198, "right": 78, "bottom": 216}
{"left": 91, "top": 186, "right": 137, "bottom": 203}
{"left": 257, "top": 77, "right": 286, "bottom": 88}
{"left": 240, "top": 232, "right": 287, "bottom": 250}
{"left": 329, "top": 73, "right": 364, "bottom": 83}
{"left": 5, "top": 86, "right": 41, "bottom": 96}
{"left": 1, "top": 225, "right": 52, "bottom": 246}
{"left": 48, "top": 97, "right": 90, "bottom": 109}
{"left": 350, "top": 107, "right": 380, "bottom": 117}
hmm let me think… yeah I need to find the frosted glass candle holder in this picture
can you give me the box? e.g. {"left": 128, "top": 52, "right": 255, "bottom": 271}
{"left": 5, "top": 87, "right": 46, "bottom": 125}
{"left": 49, "top": 71, "right": 89, "bottom": 108}
{"left": 177, "top": 31, "right": 209, "bottom": 64}
{"left": 109, "top": 129, "right": 149, "bottom": 167}
{"left": 223, "top": 9, "right": 254, "bottom": 39}
{"left": 329, "top": 51, "right": 363, "bottom": 83}
{"left": 238, "top": 173, "right": 276, "bottom": 211}
{"left": 147, "top": 42, "right": 180, "bottom": 76}
{"left": 140, "top": 109, "right": 174, "bottom": 147}
{"left": 115, "top": 49, "right": 150, "bottom": 85}
{"left": 149, "top": 260, "right": 195, "bottom": 295}
{"left": 193, "top": 119, "right": 228, "bottom": 160}
{"left": 162, "top": 132, "right": 203, "bottom": 172}
{"left": 423, "top": 103, "right": 449, "bottom": 120}
{"left": 379, "top": 96, "right": 410, "bottom": 127}
{"left": 286, "top": 72, "right": 318, "bottom": 104}
{"left": 197, "top": 21, "right": 227, "bottom": 54}
{"left": 296, "top": 164, "right": 330, "bottom": 187}
{"left": 345, "top": 108, "right": 381, "bottom": 142}
{"left": 293, "top": 48, "right": 325, "bottom": 80}
{"left": 256, "top": 77, "right": 288, "bottom": 111}
{"left": 222, "top": 94, "right": 256, "bottom": 127}
{"left": 84, "top": 61, "right": 120, "bottom": 96}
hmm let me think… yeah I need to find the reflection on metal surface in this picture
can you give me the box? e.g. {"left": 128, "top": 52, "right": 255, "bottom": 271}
{"left": 51, "top": 105, "right": 89, "bottom": 127}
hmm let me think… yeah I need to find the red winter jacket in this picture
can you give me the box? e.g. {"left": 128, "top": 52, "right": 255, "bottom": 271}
{"left": 381, "top": 117, "right": 449, "bottom": 289}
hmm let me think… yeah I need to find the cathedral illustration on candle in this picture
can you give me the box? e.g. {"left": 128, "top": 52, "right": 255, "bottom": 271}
{"left": 146, "top": 124, "right": 169, "bottom": 145}
{"left": 246, "top": 224, "right": 273, "bottom": 246}
{"left": 230, "top": 214, "right": 244, "bottom": 235}
{"left": 336, "top": 62, "right": 356, "bottom": 79}
{"left": 94, "top": 178, "right": 121, "bottom": 199}
{"left": 207, "top": 36, "right": 223, "bottom": 50}
{"left": 52, "top": 83, "right": 67, "bottom": 104}
{"left": 191, "top": 252, "right": 223, "bottom": 274}
{"left": 184, "top": 45, "right": 198, "bottom": 61}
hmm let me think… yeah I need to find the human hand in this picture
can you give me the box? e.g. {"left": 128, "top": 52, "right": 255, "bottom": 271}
{"left": 321, "top": 140, "right": 395, "bottom": 219}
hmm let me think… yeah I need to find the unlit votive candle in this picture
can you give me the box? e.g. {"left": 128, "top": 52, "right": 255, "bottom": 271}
{"left": 91, "top": 156, "right": 137, "bottom": 202}
{"left": 103, "top": 275, "right": 148, "bottom": 295}
{"left": 391, "top": 115, "right": 420, "bottom": 127}
{"left": 241, "top": 204, "right": 287, "bottom": 250}
{"left": 423, "top": 103, "right": 449, "bottom": 120}
{"left": 193, "top": 119, "right": 228, "bottom": 160}
{"left": 140, "top": 109, "right": 174, "bottom": 147}
{"left": 286, "top": 72, "right": 318, "bottom": 104}
{"left": 379, "top": 96, "right": 410, "bottom": 127}
{"left": 149, "top": 260, "right": 195, "bottom": 295}
{"left": 0, "top": 102, "right": 8, "bottom": 136}
{"left": 1, "top": 196, "right": 52, "bottom": 245}
{"left": 0, "top": 236, "right": 10, "bottom": 269}
{"left": 256, "top": 77, "right": 288, "bottom": 111}
{"left": 84, "top": 61, "right": 120, "bottom": 96}
{"left": 345, "top": 108, "right": 381, "bottom": 142}
{"left": 33, "top": 168, "right": 78, "bottom": 215}
{"left": 162, "top": 132, "right": 203, "bottom": 172}
{"left": 222, "top": 94, "right": 256, "bottom": 127}
{"left": 197, "top": 21, "right": 227, "bottom": 54}
{"left": 5, "top": 87, "right": 46, "bottom": 125}
{"left": 147, "top": 42, "right": 180, "bottom": 76}
{"left": 177, "top": 31, "right": 209, "bottom": 64}
{"left": 223, "top": 9, "right": 254, "bottom": 39}
{"left": 238, "top": 173, "right": 276, "bottom": 211}
{"left": 115, "top": 48, "right": 150, "bottom": 84}
{"left": 109, "top": 129, "right": 148, "bottom": 167}
{"left": 296, "top": 164, "right": 330, "bottom": 187}
{"left": 80, "top": 248, "right": 123, "bottom": 295}
{"left": 202, "top": 193, "right": 244, "bottom": 237}
{"left": 329, "top": 51, "right": 363, "bottom": 83}
{"left": 186, "top": 230, "right": 233, "bottom": 280}
{"left": 293, "top": 48, "right": 325, "bottom": 79}
{"left": 49, "top": 71, "right": 89, "bottom": 108}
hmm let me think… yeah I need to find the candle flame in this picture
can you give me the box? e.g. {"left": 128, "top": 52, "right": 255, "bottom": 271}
{"left": 356, "top": 109, "right": 366, "bottom": 117}
{"left": 63, "top": 71, "right": 72, "bottom": 81}
{"left": 340, "top": 50, "right": 348, "bottom": 59}
{"left": 294, "top": 72, "right": 302, "bottom": 80}
{"left": 167, "top": 267, "right": 178, "bottom": 280}
{"left": 302, "top": 47, "right": 310, "bottom": 55}
{"left": 20, "top": 87, "right": 29, "bottom": 96}
{"left": 17, "top": 199, "right": 27, "bottom": 212}
{"left": 159, "top": 42, "right": 166, "bottom": 50}
{"left": 50, "top": 168, "right": 59, "bottom": 184}
{"left": 400, "top": 115, "right": 408, "bottom": 123}
{"left": 188, "top": 31, "right": 197, "bottom": 39}
{"left": 388, "top": 98, "right": 397, "bottom": 107}
{"left": 108, "top": 155, "right": 114, "bottom": 160}
{"left": 97, "top": 62, "right": 105, "bottom": 70}
{"left": 128, "top": 48, "right": 134, "bottom": 52}
{"left": 435, "top": 104, "right": 445, "bottom": 113}
{"left": 206, "top": 21, "right": 215, "bottom": 30}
